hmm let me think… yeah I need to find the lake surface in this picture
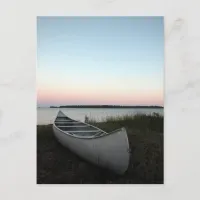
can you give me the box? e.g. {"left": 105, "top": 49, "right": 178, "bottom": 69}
{"left": 37, "top": 108, "right": 164, "bottom": 125}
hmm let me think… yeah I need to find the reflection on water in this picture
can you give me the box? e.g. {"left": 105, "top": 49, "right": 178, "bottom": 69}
{"left": 37, "top": 108, "right": 164, "bottom": 125}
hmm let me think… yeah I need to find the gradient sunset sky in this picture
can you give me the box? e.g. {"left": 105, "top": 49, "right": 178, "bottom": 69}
{"left": 37, "top": 17, "right": 164, "bottom": 107}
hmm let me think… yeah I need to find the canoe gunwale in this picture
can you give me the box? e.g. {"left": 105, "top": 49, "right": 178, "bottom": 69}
{"left": 53, "top": 111, "right": 128, "bottom": 140}
{"left": 53, "top": 123, "right": 126, "bottom": 139}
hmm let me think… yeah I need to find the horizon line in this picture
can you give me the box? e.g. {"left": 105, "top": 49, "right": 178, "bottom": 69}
{"left": 37, "top": 104, "right": 164, "bottom": 108}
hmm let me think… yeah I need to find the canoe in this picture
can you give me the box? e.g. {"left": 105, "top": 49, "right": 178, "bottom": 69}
{"left": 53, "top": 110, "right": 130, "bottom": 175}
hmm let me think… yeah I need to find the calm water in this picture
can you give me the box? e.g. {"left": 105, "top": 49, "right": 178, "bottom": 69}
{"left": 37, "top": 108, "right": 164, "bottom": 125}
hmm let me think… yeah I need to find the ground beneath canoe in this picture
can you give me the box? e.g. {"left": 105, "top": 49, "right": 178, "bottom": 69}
{"left": 37, "top": 124, "right": 163, "bottom": 184}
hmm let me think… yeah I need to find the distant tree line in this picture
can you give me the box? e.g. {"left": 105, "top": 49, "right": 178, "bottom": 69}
{"left": 50, "top": 105, "right": 163, "bottom": 108}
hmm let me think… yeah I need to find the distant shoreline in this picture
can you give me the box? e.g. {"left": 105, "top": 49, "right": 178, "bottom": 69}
{"left": 38, "top": 105, "right": 164, "bottom": 109}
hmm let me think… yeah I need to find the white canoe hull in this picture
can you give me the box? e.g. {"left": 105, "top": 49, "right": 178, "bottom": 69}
{"left": 53, "top": 125, "right": 130, "bottom": 175}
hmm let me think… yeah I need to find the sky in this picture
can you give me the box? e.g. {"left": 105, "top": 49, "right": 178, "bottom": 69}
{"left": 37, "top": 17, "right": 164, "bottom": 107}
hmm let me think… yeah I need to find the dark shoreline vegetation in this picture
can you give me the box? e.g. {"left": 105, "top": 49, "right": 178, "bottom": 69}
{"left": 48, "top": 105, "right": 163, "bottom": 108}
{"left": 37, "top": 113, "right": 163, "bottom": 184}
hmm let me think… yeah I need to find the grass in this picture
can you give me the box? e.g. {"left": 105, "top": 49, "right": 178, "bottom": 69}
{"left": 85, "top": 112, "right": 163, "bottom": 133}
{"left": 37, "top": 113, "right": 163, "bottom": 184}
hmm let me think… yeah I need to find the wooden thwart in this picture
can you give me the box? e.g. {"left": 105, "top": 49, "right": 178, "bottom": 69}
{"left": 55, "top": 121, "right": 81, "bottom": 123}
{"left": 66, "top": 130, "right": 101, "bottom": 133}
{"left": 57, "top": 125, "right": 88, "bottom": 128}
{"left": 55, "top": 120, "right": 75, "bottom": 122}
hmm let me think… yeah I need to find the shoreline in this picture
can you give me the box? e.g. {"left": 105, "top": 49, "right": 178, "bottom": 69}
{"left": 38, "top": 106, "right": 164, "bottom": 109}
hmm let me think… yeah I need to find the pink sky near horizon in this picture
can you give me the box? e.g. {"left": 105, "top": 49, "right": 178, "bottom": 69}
{"left": 37, "top": 70, "right": 163, "bottom": 106}
{"left": 37, "top": 86, "right": 163, "bottom": 106}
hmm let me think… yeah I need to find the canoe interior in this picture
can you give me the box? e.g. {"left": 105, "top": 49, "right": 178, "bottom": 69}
{"left": 54, "top": 116, "right": 107, "bottom": 137}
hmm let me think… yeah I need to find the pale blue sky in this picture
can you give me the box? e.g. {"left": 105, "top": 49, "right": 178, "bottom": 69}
{"left": 37, "top": 17, "right": 164, "bottom": 106}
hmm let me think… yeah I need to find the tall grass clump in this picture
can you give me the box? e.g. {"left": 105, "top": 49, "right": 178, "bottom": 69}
{"left": 86, "top": 112, "right": 163, "bottom": 133}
